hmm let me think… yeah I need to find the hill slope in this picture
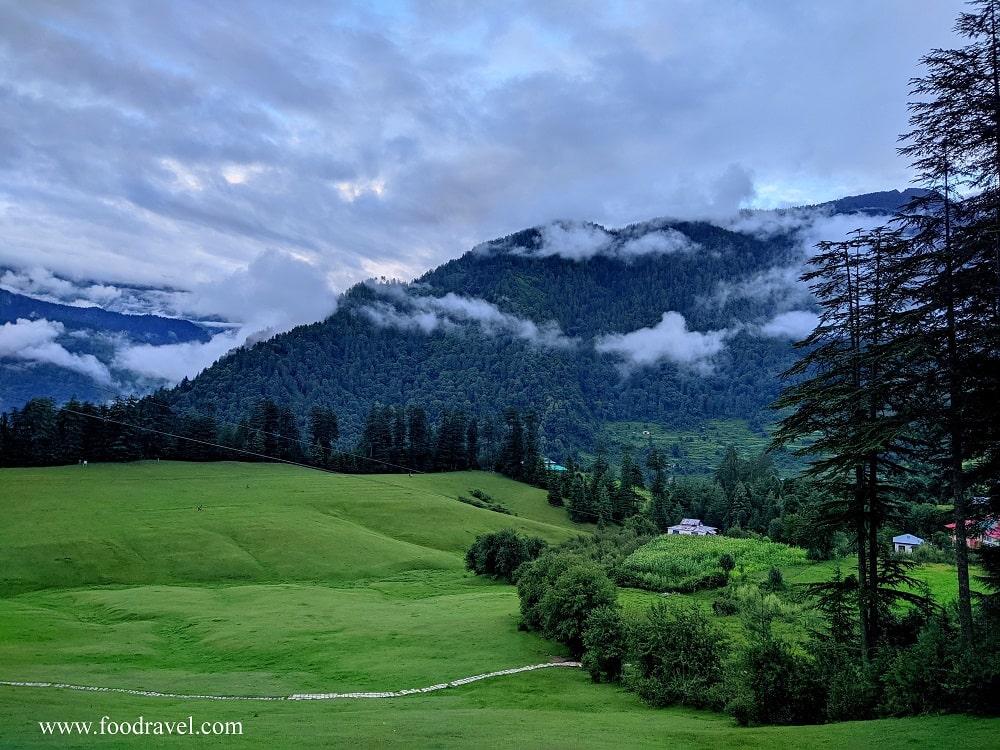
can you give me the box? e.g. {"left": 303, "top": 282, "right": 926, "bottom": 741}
{"left": 1, "top": 461, "right": 996, "bottom": 748}
{"left": 166, "top": 193, "right": 910, "bottom": 460}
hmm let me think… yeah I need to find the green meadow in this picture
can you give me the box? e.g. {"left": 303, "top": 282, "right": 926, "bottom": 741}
{"left": 0, "top": 461, "right": 996, "bottom": 748}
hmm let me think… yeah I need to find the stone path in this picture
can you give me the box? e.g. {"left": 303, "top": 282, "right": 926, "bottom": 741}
{"left": 0, "top": 662, "right": 582, "bottom": 702}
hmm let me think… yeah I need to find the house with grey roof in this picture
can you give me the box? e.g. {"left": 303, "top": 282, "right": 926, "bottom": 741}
{"left": 892, "top": 533, "right": 924, "bottom": 554}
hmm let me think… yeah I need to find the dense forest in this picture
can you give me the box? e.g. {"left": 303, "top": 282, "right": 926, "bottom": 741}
{"left": 157, "top": 207, "right": 906, "bottom": 459}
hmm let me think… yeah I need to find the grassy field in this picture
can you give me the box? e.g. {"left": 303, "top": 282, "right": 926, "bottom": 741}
{"left": 0, "top": 461, "right": 996, "bottom": 748}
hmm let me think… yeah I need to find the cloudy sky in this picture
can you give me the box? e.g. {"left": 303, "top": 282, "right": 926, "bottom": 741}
{"left": 0, "top": 0, "right": 964, "bottom": 326}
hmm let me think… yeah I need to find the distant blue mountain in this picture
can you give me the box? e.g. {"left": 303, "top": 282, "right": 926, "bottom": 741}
{"left": 1, "top": 289, "right": 210, "bottom": 345}
{"left": 820, "top": 188, "right": 928, "bottom": 214}
{"left": 1, "top": 289, "right": 211, "bottom": 411}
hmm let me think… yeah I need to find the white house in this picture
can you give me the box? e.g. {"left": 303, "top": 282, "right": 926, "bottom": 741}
{"left": 666, "top": 518, "right": 718, "bottom": 536}
{"left": 892, "top": 533, "right": 924, "bottom": 554}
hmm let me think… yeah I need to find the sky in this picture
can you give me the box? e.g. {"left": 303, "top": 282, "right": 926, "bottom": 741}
{"left": 0, "top": 0, "right": 965, "bottom": 330}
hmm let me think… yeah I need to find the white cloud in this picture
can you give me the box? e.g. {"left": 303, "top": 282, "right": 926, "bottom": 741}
{"left": 112, "top": 249, "right": 339, "bottom": 384}
{"left": 359, "top": 289, "right": 576, "bottom": 348}
{"left": 711, "top": 208, "right": 897, "bottom": 310}
{"left": 532, "top": 223, "right": 612, "bottom": 260}
{"left": 0, "top": 266, "right": 123, "bottom": 309}
{"left": 760, "top": 310, "right": 819, "bottom": 340}
{"left": 595, "top": 312, "right": 730, "bottom": 373}
{"left": 508, "top": 221, "right": 699, "bottom": 262}
{"left": 618, "top": 229, "right": 698, "bottom": 257}
{"left": 115, "top": 328, "right": 244, "bottom": 383}
{"left": 0, "top": 318, "right": 112, "bottom": 384}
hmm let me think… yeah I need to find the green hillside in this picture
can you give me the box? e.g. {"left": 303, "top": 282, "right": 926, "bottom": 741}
{"left": 0, "top": 462, "right": 996, "bottom": 748}
{"left": 164, "top": 217, "right": 812, "bottom": 460}
{"left": 0, "top": 462, "right": 580, "bottom": 596}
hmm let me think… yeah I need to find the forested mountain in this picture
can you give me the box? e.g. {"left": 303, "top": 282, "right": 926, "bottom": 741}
{"left": 162, "top": 191, "right": 915, "bottom": 460}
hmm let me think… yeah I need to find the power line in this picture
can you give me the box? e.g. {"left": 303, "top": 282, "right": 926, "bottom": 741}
{"left": 56, "top": 405, "right": 611, "bottom": 523}
{"left": 58, "top": 407, "right": 456, "bottom": 504}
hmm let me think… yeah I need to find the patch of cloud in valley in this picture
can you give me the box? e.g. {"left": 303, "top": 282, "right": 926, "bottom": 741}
{"left": 0, "top": 318, "right": 112, "bottom": 384}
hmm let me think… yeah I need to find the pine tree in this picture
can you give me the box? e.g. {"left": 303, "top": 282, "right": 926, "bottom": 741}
{"left": 773, "top": 228, "right": 912, "bottom": 659}
{"left": 465, "top": 419, "right": 479, "bottom": 469}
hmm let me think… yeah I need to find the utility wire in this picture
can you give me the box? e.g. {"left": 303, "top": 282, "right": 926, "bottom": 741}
{"left": 80, "top": 381, "right": 429, "bottom": 475}
{"left": 56, "top": 406, "right": 617, "bottom": 522}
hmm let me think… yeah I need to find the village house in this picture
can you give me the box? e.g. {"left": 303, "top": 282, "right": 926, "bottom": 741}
{"left": 892, "top": 534, "right": 924, "bottom": 554}
{"left": 666, "top": 518, "right": 717, "bottom": 536}
{"left": 945, "top": 518, "right": 1000, "bottom": 549}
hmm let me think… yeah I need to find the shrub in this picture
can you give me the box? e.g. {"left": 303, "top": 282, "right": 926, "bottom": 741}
{"left": 516, "top": 552, "right": 585, "bottom": 632}
{"left": 465, "top": 529, "right": 546, "bottom": 582}
{"left": 624, "top": 601, "right": 727, "bottom": 710}
{"left": 581, "top": 605, "right": 628, "bottom": 683}
{"left": 458, "top": 492, "right": 513, "bottom": 515}
{"left": 538, "top": 560, "right": 618, "bottom": 655}
{"left": 719, "top": 553, "right": 736, "bottom": 573}
{"left": 726, "top": 637, "right": 825, "bottom": 726}
{"left": 712, "top": 595, "right": 740, "bottom": 616}
{"left": 765, "top": 567, "right": 784, "bottom": 591}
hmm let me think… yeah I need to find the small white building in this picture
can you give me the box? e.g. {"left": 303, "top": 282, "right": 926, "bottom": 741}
{"left": 666, "top": 518, "right": 718, "bottom": 536}
{"left": 892, "top": 533, "right": 924, "bottom": 554}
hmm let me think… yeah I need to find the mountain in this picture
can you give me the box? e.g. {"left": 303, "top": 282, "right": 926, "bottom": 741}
{"left": 0, "top": 289, "right": 210, "bottom": 411}
{"left": 162, "top": 190, "right": 914, "bottom": 461}
{"left": 1, "top": 289, "right": 209, "bottom": 344}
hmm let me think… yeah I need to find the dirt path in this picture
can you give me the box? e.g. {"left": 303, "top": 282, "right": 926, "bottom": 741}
{"left": 0, "top": 662, "right": 582, "bottom": 702}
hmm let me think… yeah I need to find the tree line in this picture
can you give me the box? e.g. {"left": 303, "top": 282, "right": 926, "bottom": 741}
{"left": 0, "top": 395, "right": 550, "bottom": 479}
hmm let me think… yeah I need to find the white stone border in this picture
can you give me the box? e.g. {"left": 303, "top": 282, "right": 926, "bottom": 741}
{"left": 0, "top": 662, "right": 582, "bottom": 702}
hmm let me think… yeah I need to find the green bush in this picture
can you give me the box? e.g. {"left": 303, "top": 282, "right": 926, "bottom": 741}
{"left": 581, "top": 605, "right": 628, "bottom": 683}
{"left": 464, "top": 529, "right": 546, "bottom": 582}
{"left": 624, "top": 601, "right": 727, "bottom": 710}
{"left": 539, "top": 561, "right": 618, "bottom": 655}
{"left": 726, "top": 637, "right": 825, "bottom": 726}
{"left": 620, "top": 535, "right": 807, "bottom": 592}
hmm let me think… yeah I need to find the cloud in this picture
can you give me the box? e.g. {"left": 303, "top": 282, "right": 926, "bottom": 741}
{"left": 0, "top": 1, "right": 964, "bottom": 300}
{"left": 505, "top": 221, "right": 700, "bottom": 261}
{"left": 0, "top": 318, "right": 112, "bottom": 384}
{"left": 760, "top": 310, "right": 819, "bottom": 340}
{"left": 0, "top": 266, "right": 123, "bottom": 309}
{"left": 710, "top": 207, "right": 897, "bottom": 311}
{"left": 595, "top": 312, "right": 730, "bottom": 373}
{"left": 618, "top": 229, "right": 698, "bottom": 257}
{"left": 111, "top": 249, "right": 339, "bottom": 384}
{"left": 183, "top": 249, "right": 338, "bottom": 328}
{"left": 359, "top": 289, "right": 576, "bottom": 348}
{"left": 114, "top": 328, "right": 244, "bottom": 383}
{"left": 533, "top": 223, "right": 612, "bottom": 260}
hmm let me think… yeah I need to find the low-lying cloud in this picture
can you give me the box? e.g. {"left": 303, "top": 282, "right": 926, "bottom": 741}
{"left": 360, "top": 288, "right": 576, "bottom": 349}
{"left": 760, "top": 310, "right": 819, "bottom": 340}
{"left": 506, "top": 221, "right": 700, "bottom": 262}
{"left": 0, "top": 318, "right": 112, "bottom": 384}
{"left": 595, "top": 311, "right": 730, "bottom": 374}
{"left": 114, "top": 328, "right": 245, "bottom": 384}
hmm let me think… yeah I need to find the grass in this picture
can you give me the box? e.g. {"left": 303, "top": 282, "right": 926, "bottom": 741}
{"left": 3, "top": 670, "right": 997, "bottom": 749}
{"left": 621, "top": 535, "right": 808, "bottom": 592}
{"left": 0, "top": 461, "right": 996, "bottom": 747}
{"left": 0, "top": 462, "right": 581, "bottom": 596}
